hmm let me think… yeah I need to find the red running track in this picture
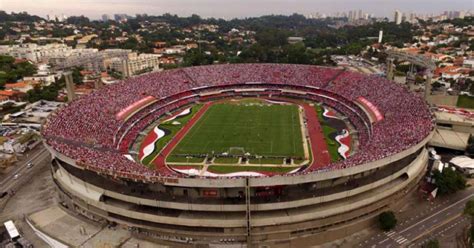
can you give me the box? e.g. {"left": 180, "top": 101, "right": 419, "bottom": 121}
{"left": 153, "top": 102, "right": 212, "bottom": 173}
{"left": 302, "top": 104, "right": 331, "bottom": 170}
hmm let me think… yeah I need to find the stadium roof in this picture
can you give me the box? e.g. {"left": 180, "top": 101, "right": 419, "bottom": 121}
{"left": 429, "top": 129, "right": 470, "bottom": 151}
{"left": 450, "top": 156, "right": 474, "bottom": 169}
{"left": 435, "top": 111, "right": 474, "bottom": 125}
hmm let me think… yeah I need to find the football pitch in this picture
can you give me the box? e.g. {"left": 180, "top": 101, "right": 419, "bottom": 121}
{"left": 169, "top": 102, "right": 305, "bottom": 158}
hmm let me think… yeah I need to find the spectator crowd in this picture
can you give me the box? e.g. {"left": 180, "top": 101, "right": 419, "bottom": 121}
{"left": 42, "top": 64, "right": 434, "bottom": 181}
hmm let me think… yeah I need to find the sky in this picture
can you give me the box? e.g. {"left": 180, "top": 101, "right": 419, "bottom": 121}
{"left": 0, "top": 0, "right": 472, "bottom": 20}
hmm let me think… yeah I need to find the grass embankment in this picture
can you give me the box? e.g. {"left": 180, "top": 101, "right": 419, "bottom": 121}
{"left": 315, "top": 105, "right": 342, "bottom": 162}
{"left": 141, "top": 104, "right": 203, "bottom": 165}
{"left": 457, "top": 95, "right": 474, "bottom": 109}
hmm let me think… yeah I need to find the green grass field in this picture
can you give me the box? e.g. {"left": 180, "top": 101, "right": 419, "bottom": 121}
{"left": 166, "top": 156, "right": 204, "bottom": 163}
{"left": 213, "top": 157, "right": 240, "bottom": 164}
{"left": 457, "top": 95, "right": 474, "bottom": 109}
{"left": 170, "top": 103, "right": 305, "bottom": 158}
{"left": 207, "top": 165, "right": 296, "bottom": 174}
{"left": 168, "top": 164, "right": 203, "bottom": 170}
{"left": 248, "top": 158, "right": 284, "bottom": 165}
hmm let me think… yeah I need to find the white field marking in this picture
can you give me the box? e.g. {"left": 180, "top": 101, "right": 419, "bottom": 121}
{"left": 163, "top": 107, "right": 191, "bottom": 123}
{"left": 322, "top": 107, "right": 340, "bottom": 119}
{"left": 335, "top": 129, "right": 350, "bottom": 159}
{"left": 174, "top": 168, "right": 265, "bottom": 177}
{"left": 140, "top": 126, "right": 165, "bottom": 162}
{"left": 124, "top": 154, "right": 135, "bottom": 162}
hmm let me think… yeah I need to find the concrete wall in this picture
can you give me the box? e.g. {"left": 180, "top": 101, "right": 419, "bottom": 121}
{"left": 53, "top": 149, "right": 427, "bottom": 229}
{"left": 53, "top": 149, "right": 426, "bottom": 213}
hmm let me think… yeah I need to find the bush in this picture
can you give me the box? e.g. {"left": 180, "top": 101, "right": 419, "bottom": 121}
{"left": 378, "top": 211, "right": 397, "bottom": 231}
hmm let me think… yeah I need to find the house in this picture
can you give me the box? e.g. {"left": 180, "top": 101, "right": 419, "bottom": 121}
{"left": 154, "top": 41, "right": 167, "bottom": 48}
{"left": 0, "top": 91, "right": 24, "bottom": 101}
{"left": 186, "top": 43, "right": 198, "bottom": 50}
{"left": 4, "top": 81, "right": 37, "bottom": 93}
{"left": 463, "top": 59, "right": 474, "bottom": 69}
{"left": 23, "top": 75, "right": 56, "bottom": 85}
{"left": 287, "top": 37, "right": 304, "bottom": 44}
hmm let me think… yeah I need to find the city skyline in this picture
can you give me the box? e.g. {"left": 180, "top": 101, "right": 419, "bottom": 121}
{"left": 1, "top": 0, "right": 472, "bottom": 19}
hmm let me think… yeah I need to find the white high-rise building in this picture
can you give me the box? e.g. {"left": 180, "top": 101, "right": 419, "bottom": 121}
{"left": 394, "top": 10, "right": 403, "bottom": 25}
{"left": 455, "top": 11, "right": 465, "bottom": 19}
{"left": 378, "top": 30, "right": 383, "bottom": 43}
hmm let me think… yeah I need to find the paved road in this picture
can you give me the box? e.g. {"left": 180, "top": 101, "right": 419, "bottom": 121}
{"left": 0, "top": 146, "right": 50, "bottom": 194}
{"left": 411, "top": 214, "right": 469, "bottom": 247}
{"left": 358, "top": 189, "right": 474, "bottom": 247}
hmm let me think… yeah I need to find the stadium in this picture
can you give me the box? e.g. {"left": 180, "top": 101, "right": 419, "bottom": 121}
{"left": 42, "top": 64, "right": 435, "bottom": 246}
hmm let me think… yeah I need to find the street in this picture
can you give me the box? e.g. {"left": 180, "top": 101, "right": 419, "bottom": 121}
{"left": 358, "top": 188, "right": 474, "bottom": 247}
{"left": 0, "top": 145, "right": 50, "bottom": 201}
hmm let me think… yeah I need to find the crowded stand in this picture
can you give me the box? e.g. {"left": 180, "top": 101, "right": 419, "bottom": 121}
{"left": 42, "top": 64, "right": 434, "bottom": 181}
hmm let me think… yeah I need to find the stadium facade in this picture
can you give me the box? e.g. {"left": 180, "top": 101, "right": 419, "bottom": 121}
{"left": 43, "top": 64, "right": 434, "bottom": 246}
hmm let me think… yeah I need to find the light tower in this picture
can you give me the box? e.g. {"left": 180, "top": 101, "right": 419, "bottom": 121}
{"left": 386, "top": 50, "right": 436, "bottom": 102}
{"left": 386, "top": 58, "right": 395, "bottom": 80}
{"left": 64, "top": 71, "right": 76, "bottom": 102}
{"left": 121, "top": 59, "right": 130, "bottom": 79}
{"left": 425, "top": 71, "right": 433, "bottom": 101}
{"left": 94, "top": 80, "right": 103, "bottom": 90}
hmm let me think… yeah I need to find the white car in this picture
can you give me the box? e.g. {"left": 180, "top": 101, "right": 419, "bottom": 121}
{"left": 13, "top": 174, "right": 20, "bottom": 180}
{"left": 27, "top": 163, "right": 34, "bottom": 169}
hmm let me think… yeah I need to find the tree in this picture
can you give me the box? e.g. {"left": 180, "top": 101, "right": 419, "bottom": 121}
{"left": 25, "top": 76, "right": 65, "bottom": 102}
{"left": 255, "top": 29, "right": 289, "bottom": 47}
{"left": 464, "top": 199, "right": 474, "bottom": 225}
{"left": 466, "top": 200, "right": 474, "bottom": 248}
{"left": 66, "top": 15, "right": 90, "bottom": 25}
{"left": 0, "top": 55, "right": 37, "bottom": 88}
{"left": 183, "top": 49, "right": 214, "bottom": 66}
{"left": 433, "top": 168, "right": 466, "bottom": 195}
{"left": 467, "top": 135, "right": 474, "bottom": 157}
{"left": 431, "top": 81, "right": 443, "bottom": 90}
{"left": 471, "top": 226, "right": 474, "bottom": 248}
{"left": 378, "top": 211, "right": 397, "bottom": 231}
{"left": 285, "top": 43, "right": 311, "bottom": 64}
{"left": 71, "top": 67, "right": 84, "bottom": 85}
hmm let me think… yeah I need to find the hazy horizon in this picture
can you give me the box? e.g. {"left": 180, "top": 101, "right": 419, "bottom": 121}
{"left": 0, "top": 0, "right": 472, "bottom": 20}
